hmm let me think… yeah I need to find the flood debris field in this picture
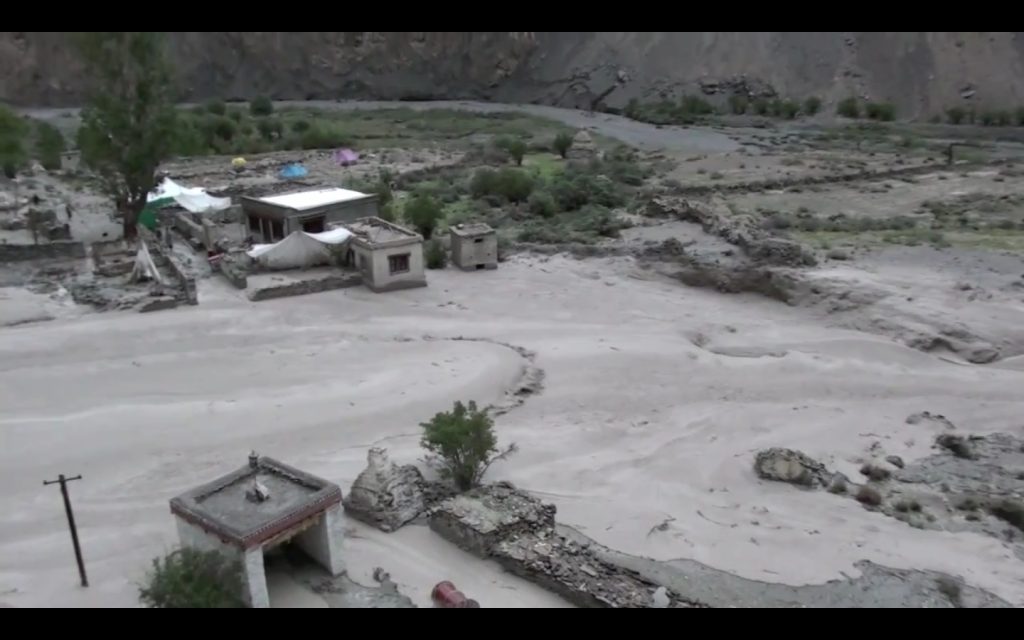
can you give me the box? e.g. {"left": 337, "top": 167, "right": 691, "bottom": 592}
{"left": 1, "top": 101, "right": 1023, "bottom": 608}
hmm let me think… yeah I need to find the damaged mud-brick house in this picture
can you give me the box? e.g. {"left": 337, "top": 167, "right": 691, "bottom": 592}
{"left": 169, "top": 453, "right": 345, "bottom": 608}
{"left": 343, "top": 217, "right": 427, "bottom": 292}
{"left": 241, "top": 188, "right": 379, "bottom": 243}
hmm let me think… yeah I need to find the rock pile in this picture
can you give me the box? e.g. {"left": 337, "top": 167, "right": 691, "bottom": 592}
{"left": 343, "top": 448, "right": 431, "bottom": 532}
{"left": 649, "top": 196, "right": 817, "bottom": 268}
{"left": 753, "top": 448, "right": 836, "bottom": 488}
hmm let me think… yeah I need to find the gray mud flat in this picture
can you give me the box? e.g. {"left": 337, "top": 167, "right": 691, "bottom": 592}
{"left": 559, "top": 525, "right": 1009, "bottom": 608}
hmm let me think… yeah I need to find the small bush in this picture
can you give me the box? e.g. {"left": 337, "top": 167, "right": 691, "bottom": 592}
{"left": 495, "top": 136, "right": 527, "bottom": 165}
{"left": 249, "top": 95, "right": 273, "bottom": 117}
{"left": 860, "top": 464, "right": 892, "bottom": 482}
{"left": 728, "top": 95, "right": 749, "bottom": 115}
{"left": 980, "top": 111, "right": 996, "bottom": 126}
{"left": 837, "top": 97, "right": 860, "bottom": 119}
{"left": 803, "top": 96, "right": 822, "bottom": 116}
{"left": 299, "top": 122, "right": 352, "bottom": 150}
{"left": 828, "top": 477, "right": 848, "bottom": 495}
{"left": 494, "top": 168, "right": 533, "bottom": 203}
{"left": 420, "top": 400, "right": 517, "bottom": 491}
{"left": 424, "top": 238, "right": 447, "bottom": 269}
{"left": 138, "top": 548, "right": 244, "bottom": 608}
{"left": 936, "top": 434, "right": 974, "bottom": 460}
{"left": 528, "top": 191, "right": 557, "bottom": 217}
{"left": 211, "top": 116, "right": 237, "bottom": 141}
{"left": 575, "top": 204, "right": 626, "bottom": 239}
{"left": 865, "top": 102, "right": 896, "bottom": 121}
{"left": 856, "top": 485, "right": 883, "bottom": 507}
{"left": 470, "top": 168, "right": 498, "bottom": 199}
{"left": 988, "top": 499, "right": 1024, "bottom": 533}
{"left": 228, "top": 109, "right": 244, "bottom": 122}
{"left": 404, "top": 193, "right": 444, "bottom": 239}
{"left": 751, "top": 98, "right": 770, "bottom": 116}
{"left": 205, "top": 99, "right": 227, "bottom": 116}
{"left": 894, "top": 499, "right": 922, "bottom": 513}
{"left": 553, "top": 132, "right": 574, "bottom": 159}
{"left": 550, "top": 168, "right": 626, "bottom": 211}
{"left": 35, "top": 121, "right": 65, "bottom": 171}
{"left": 778, "top": 100, "right": 800, "bottom": 120}
{"left": 378, "top": 202, "right": 398, "bottom": 222}
{"left": 680, "top": 95, "right": 714, "bottom": 116}
{"left": 1015, "top": 106, "right": 1024, "bottom": 127}
{"left": 291, "top": 119, "right": 311, "bottom": 133}
{"left": 256, "top": 118, "right": 282, "bottom": 141}
{"left": 956, "top": 497, "right": 981, "bottom": 511}
{"left": 946, "top": 106, "right": 966, "bottom": 125}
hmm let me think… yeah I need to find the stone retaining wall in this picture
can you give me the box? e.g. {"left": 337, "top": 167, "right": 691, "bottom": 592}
{"left": 0, "top": 241, "right": 86, "bottom": 263}
{"left": 247, "top": 271, "right": 362, "bottom": 301}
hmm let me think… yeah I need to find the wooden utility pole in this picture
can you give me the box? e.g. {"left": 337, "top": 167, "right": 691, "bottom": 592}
{"left": 43, "top": 474, "right": 88, "bottom": 587}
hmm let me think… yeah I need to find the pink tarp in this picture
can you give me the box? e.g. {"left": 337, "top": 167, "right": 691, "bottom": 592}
{"left": 333, "top": 148, "right": 360, "bottom": 166}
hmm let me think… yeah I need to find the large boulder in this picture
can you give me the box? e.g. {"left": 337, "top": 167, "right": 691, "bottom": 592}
{"left": 754, "top": 448, "right": 831, "bottom": 488}
{"left": 343, "top": 448, "right": 429, "bottom": 532}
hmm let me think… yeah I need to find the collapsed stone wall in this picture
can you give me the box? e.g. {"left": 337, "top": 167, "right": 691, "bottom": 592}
{"left": 0, "top": 240, "right": 85, "bottom": 263}
{"left": 428, "top": 482, "right": 700, "bottom": 608}
{"left": 247, "top": 271, "right": 362, "bottom": 302}
{"left": 217, "top": 252, "right": 250, "bottom": 290}
{"left": 138, "top": 227, "right": 198, "bottom": 305}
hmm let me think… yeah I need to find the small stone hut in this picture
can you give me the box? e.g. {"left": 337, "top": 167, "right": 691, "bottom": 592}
{"left": 169, "top": 453, "right": 345, "bottom": 608}
{"left": 449, "top": 223, "right": 497, "bottom": 271}
{"left": 343, "top": 217, "right": 426, "bottom": 292}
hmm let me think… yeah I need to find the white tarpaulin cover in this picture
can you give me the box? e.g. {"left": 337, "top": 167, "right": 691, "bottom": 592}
{"left": 246, "top": 228, "right": 353, "bottom": 270}
{"left": 148, "top": 178, "right": 231, "bottom": 214}
{"left": 306, "top": 227, "right": 353, "bottom": 245}
{"left": 248, "top": 232, "right": 333, "bottom": 270}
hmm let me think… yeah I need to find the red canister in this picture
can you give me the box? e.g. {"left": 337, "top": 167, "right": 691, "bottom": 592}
{"left": 432, "top": 581, "right": 469, "bottom": 608}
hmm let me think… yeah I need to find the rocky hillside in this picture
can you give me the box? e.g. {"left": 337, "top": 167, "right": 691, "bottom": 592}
{"left": 3, "top": 32, "right": 1024, "bottom": 117}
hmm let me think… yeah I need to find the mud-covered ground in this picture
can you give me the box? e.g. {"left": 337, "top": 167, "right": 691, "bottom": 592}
{"left": 2, "top": 102, "right": 1023, "bottom": 607}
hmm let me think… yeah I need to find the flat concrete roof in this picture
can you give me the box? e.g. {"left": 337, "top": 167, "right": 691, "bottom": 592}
{"left": 450, "top": 223, "right": 495, "bottom": 238}
{"left": 256, "top": 188, "right": 370, "bottom": 211}
{"left": 343, "top": 217, "right": 421, "bottom": 248}
{"left": 170, "top": 455, "right": 342, "bottom": 548}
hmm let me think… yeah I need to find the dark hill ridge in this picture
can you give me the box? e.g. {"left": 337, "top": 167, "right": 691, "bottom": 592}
{"left": 3, "top": 32, "right": 1023, "bottom": 117}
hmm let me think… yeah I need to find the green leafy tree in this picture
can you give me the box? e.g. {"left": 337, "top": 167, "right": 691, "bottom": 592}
{"left": 553, "top": 132, "right": 574, "bottom": 158}
{"left": 249, "top": 95, "right": 273, "bottom": 117}
{"left": 0, "top": 105, "right": 28, "bottom": 175}
{"left": 139, "top": 548, "right": 244, "bottom": 609}
{"left": 420, "top": 400, "right": 518, "bottom": 491}
{"left": 403, "top": 193, "right": 444, "bottom": 239}
{"left": 36, "top": 121, "right": 66, "bottom": 171}
{"left": 493, "top": 168, "right": 534, "bottom": 202}
{"left": 76, "top": 32, "right": 177, "bottom": 240}
{"left": 496, "top": 136, "right": 527, "bottom": 165}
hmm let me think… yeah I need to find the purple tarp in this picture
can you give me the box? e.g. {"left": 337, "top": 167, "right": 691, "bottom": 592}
{"left": 333, "top": 148, "right": 360, "bottom": 166}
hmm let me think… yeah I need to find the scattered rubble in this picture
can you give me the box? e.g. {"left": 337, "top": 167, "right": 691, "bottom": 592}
{"left": 429, "top": 482, "right": 702, "bottom": 608}
{"left": 343, "top": 448, "right": 434, "bottom": 532}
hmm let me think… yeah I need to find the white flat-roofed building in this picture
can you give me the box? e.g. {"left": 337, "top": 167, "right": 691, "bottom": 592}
{"left": 241, "top": 188, "right": 379, "bottom": 243}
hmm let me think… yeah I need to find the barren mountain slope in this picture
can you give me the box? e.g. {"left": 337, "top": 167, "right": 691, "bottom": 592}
{"left": 2, "top": 32, "right": 1024, "bottom": 117}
